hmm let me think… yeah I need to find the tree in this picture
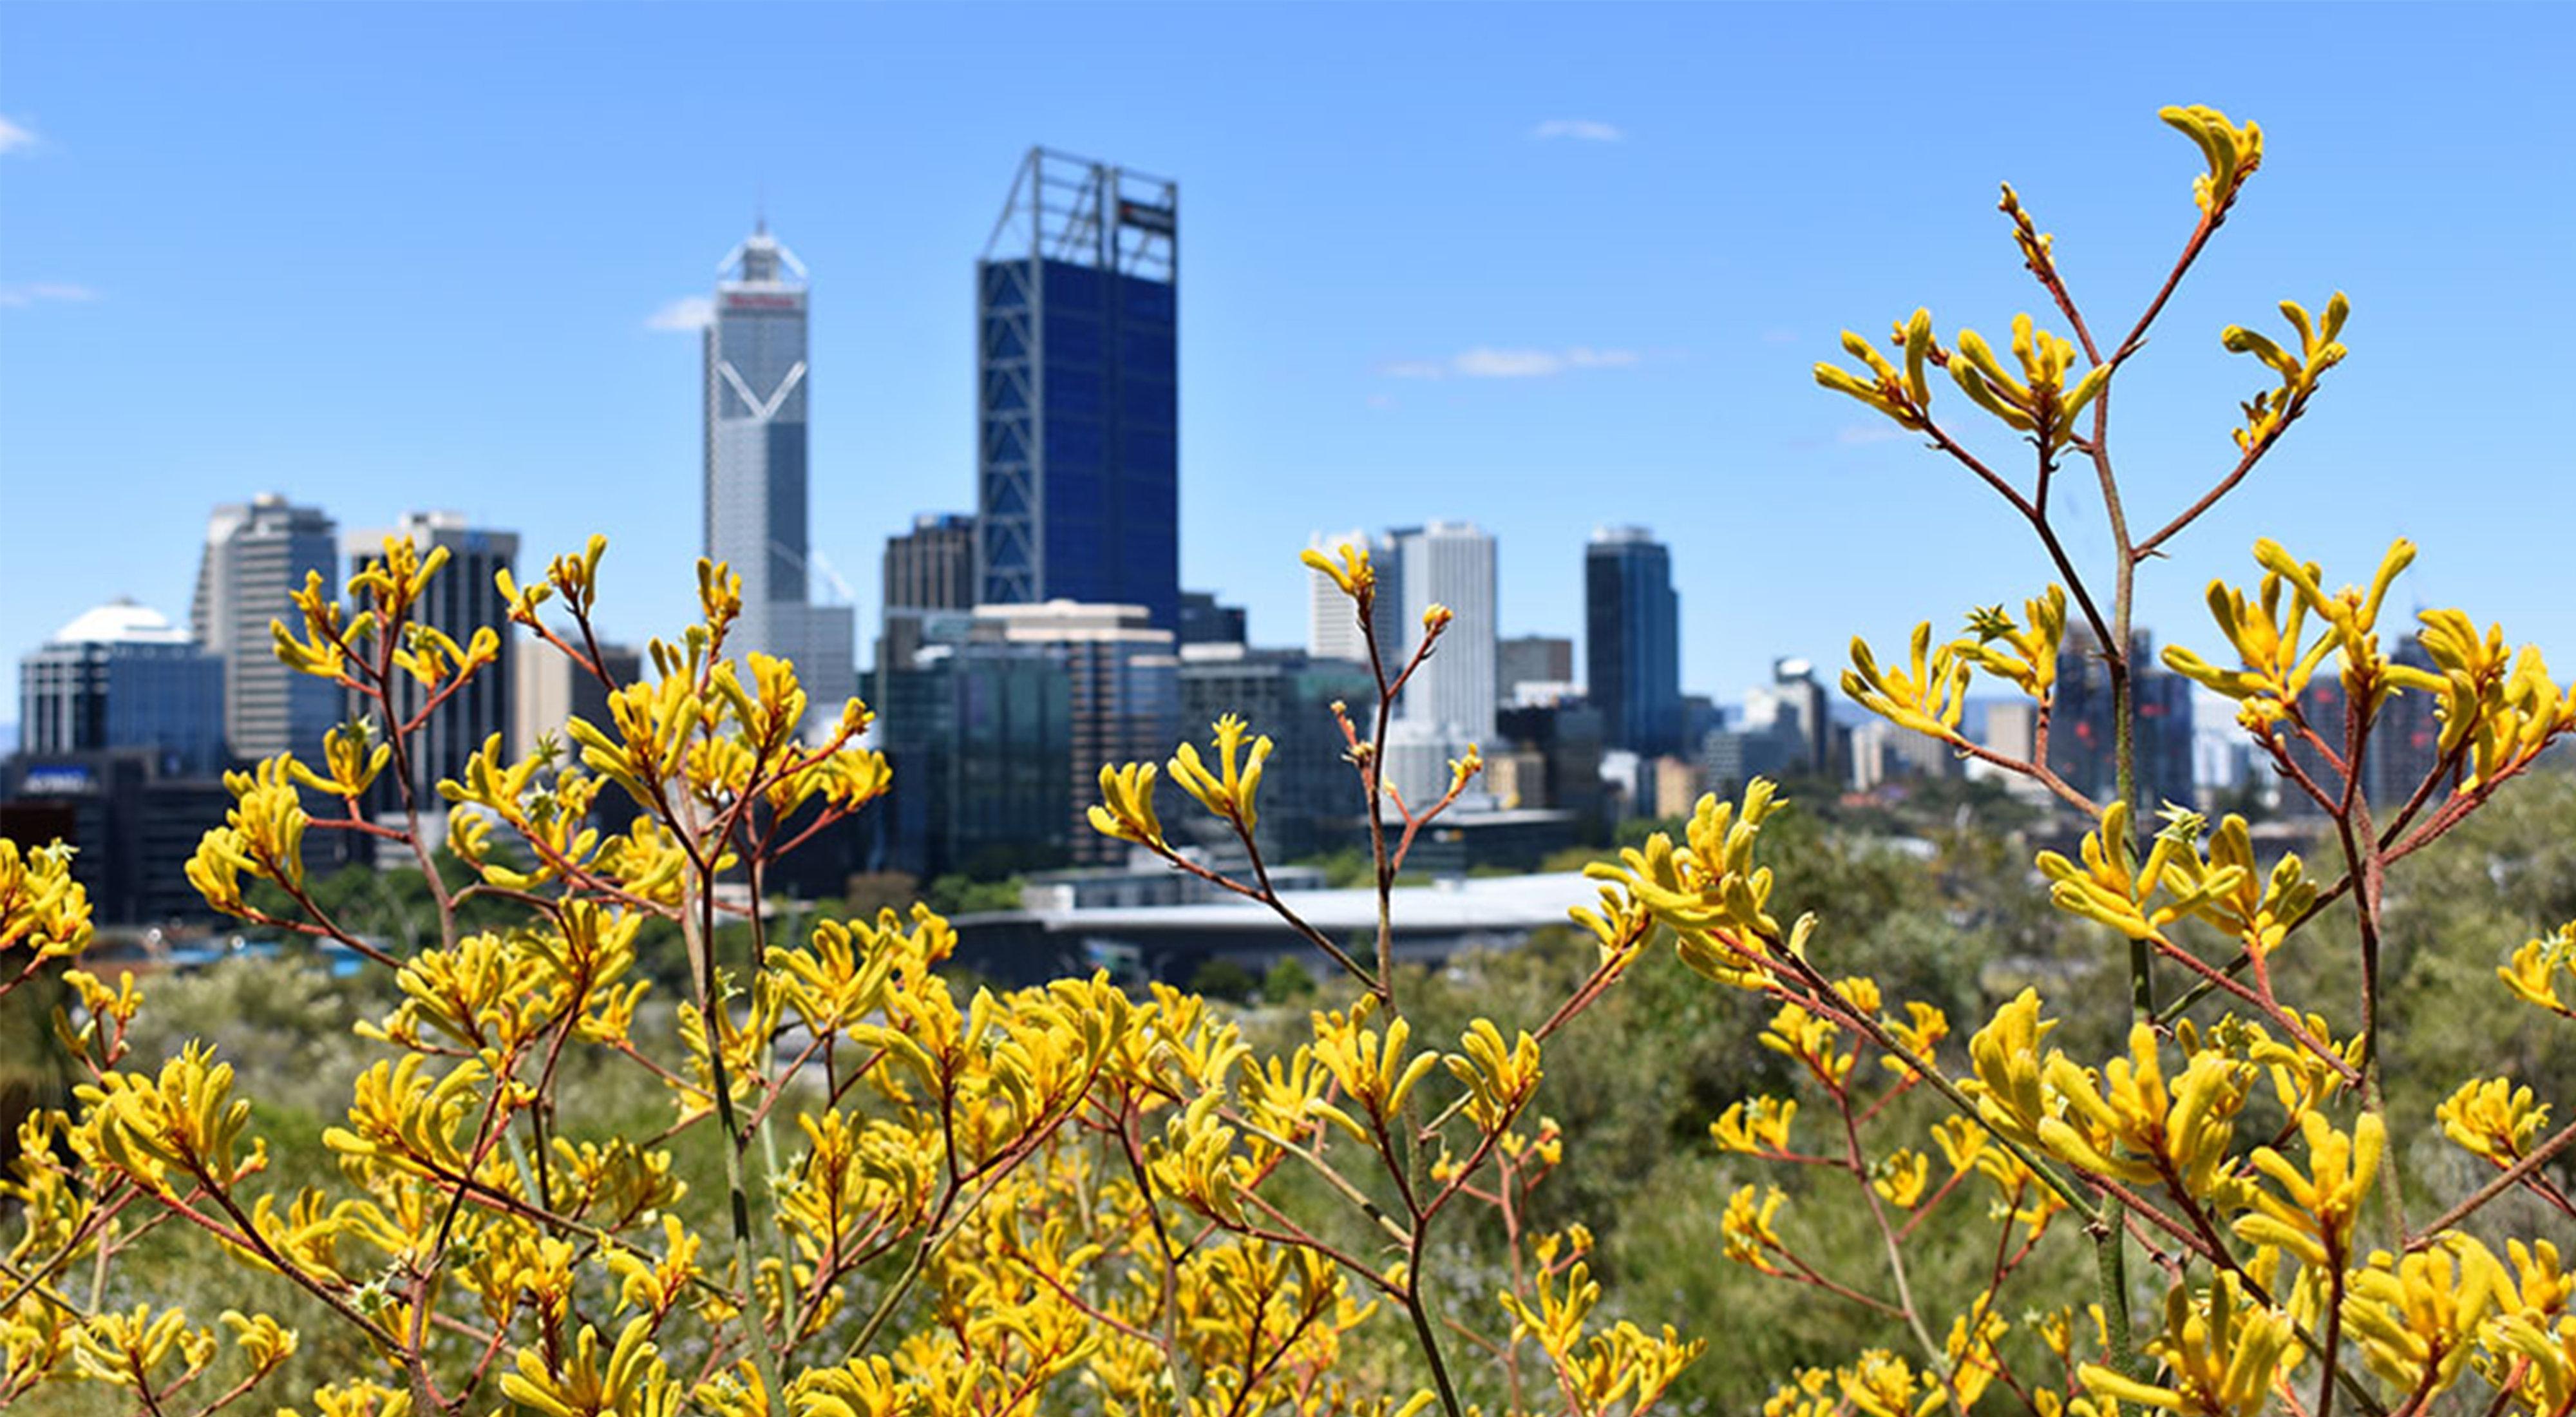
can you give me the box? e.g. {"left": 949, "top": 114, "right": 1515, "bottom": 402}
{"left": 5, "top": 104, "right": 2573, "bottom": 1417}
{"left": 1188, "top": 956, "right": 1261, "bottom": 1004}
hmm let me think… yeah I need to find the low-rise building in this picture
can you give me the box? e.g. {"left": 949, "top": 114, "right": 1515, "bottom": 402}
{"left": 1, "top": 750, "right": 232, "bottom": 925}
{"left": 17, "top": 600, "right": 226, "bottom": 777}
{"left": 1176, "top": 644, "right": 1374, "bottom": 860}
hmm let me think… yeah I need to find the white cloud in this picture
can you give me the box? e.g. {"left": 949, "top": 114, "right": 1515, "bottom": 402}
{"left": 0, "top": 282, "right": 97, "bottom": 308}
{"left": 645, "top": 295, "right": 714, "bottom": 331}
{"left": 1383, "top": 345, "right": 1646, "bottom": 380}
{"left": 1454, "top": 347, "right": 1569, "bottom": 378}
{"left": 0, "top": 116, "right": 35, "bottom": 155}
{"left": 1531, "top": 119, "right": 1623, "bottom": 143}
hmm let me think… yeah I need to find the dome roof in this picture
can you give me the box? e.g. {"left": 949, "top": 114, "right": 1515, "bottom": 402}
{"left": 52, "top": 598, "right": 193, "bottom": 646}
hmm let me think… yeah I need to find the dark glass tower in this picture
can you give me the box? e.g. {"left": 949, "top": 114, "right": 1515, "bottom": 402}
{"left": 976, "top": 149, "right": 1180, "bottom": 631}
{"left": 2050, "top": 625, "right": 2197, "bottom": 810}
{"left": 345, "top": 513, "right": 518, "bottom": 823}
{"left": 1584, "top": 526, "right": 1683, "bottom": 756}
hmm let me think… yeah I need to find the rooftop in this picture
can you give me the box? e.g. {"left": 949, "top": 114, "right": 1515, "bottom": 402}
{"left": 1021, "top": 870, "right": 1601, "bottom": 934}
{"left": 50, "top": 598, "right": 194, "bottom": 647}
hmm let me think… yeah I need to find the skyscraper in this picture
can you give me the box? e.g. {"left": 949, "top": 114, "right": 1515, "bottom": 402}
{"left": 17, "top": 600, "right": 226, "bottom": 777}
{"left": 878, "top": 640, "right": 1072, "bottom": 880}
{"left": 2277, "top": 639, "right": 2448, "bottom": 814}
{"left": 193, "top": 494, "right": 341, "bottom": 762}
{"left": 1741, "top": 658, "right": 1833, "bottom": 777}
{"left": 1584, "top": 526, "right": 1682, "bottom": 755}
{"left": 976, "top": 149, "right": 1181, "bottom": 631}
{"left": 1394, "top": 522, "right": 1497, "bottom": 742}
{"left": 883, "top": 512, "right": 978, "bottom": 615}
{"left": 877, "top": 512, "right": 979, "bottom": 690}
{"left": 345, "top": 512, "right": 518, "bottom": 826}
{"left": 2050, "top": 626, "right": 2195, "bottom": 810}
{"left": 1308, "top": 529, "right": 1404, "bottom": 670}
{"left": 1382, "top": 521, "right": 1497, "bottom": 806}
{"left": 703, "top": 220, "right": 856, "bottom": 714}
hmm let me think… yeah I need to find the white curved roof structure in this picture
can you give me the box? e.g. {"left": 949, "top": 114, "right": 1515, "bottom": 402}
{"left": 51, "top": 598, "right": 194, "bottom": 646}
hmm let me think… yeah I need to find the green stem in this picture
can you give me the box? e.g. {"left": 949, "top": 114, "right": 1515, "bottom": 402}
{"left": 690, "top": 859, "right": 788, "bottom": 1413}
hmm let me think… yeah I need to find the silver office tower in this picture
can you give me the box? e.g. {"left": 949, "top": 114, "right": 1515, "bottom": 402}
{"left": 193, "top": 493, "right": 342, "bottom": 762}
{"left": 703, "top": 221, "right": 855, "bottom": 716}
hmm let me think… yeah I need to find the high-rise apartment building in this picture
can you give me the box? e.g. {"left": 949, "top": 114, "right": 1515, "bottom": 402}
{"left": 1307, "top": 529, "right": 1405, "bottom": 670}
{"left": 193, "top": 494, "right": 342, "bottom": 762}
{"left": 17, "top": 600, "right": 226, "bottom": 777}
{"left": 976, "top": 149, "right": 1181, "bottom": 631}
{"left": 346, "top": 513, "right": 518, "bottom": 825}
{"left": 703, "top": 220, "right": 856, "bottom": 715}
{"left": 2278, "top": 640, "right": 2448, "bottom": 813}
{"left": 2050, "top": 627, "right": 2195, "bottom": 809}
{"left": 1584, "top": 526, "right": 1682, "bottom": 755}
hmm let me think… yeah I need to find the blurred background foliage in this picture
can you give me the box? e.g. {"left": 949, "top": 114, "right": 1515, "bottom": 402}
{"left": 6, "top": 764, "right": 2566, "bottom": 1412}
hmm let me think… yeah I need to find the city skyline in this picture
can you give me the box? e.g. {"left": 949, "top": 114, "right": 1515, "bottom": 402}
{"left": 5, "top": 5, "right": 2572, "bottom": 723}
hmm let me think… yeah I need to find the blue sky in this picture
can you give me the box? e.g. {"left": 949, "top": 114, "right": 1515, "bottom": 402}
{"left": 4, "top": 3, "right": 2571, "bottom": 728}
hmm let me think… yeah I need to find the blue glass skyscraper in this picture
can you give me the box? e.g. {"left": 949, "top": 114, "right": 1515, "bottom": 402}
{"left": 976, "top": 149, "right": 1180, "bottom": 631}
{"left": 1585, "top": 526, "right": 1683, "bottom": 756}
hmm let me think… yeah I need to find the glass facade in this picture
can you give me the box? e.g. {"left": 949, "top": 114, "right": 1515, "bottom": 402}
{"left": 1585, "top": 528, "right": 1683, "bottom": 756}
{"left": 2050, "top": 627, "right": 2197, "bottom": 810}
{"left": 346, "top": 515, "right": 518, "bottom": 827}
{"left": 978, "top": 153, "right": 1181, "bottom": 631}
{"left": 1177, "top": 649, "right": 1375, "bottom": 859}
{"left": 1, "top": 752, "right": 234, "bottom": 924}
{"left": 881, "top": 645, "right": 1074, "bottom": 879}
{"left": 17, "top": 612, "right": 226, "bottom": 779}
{"left": 706, "top": 282, "right": 811, "bottom": 607}
{"left": 701, "top": 225, "right": 855, "bottom": 715}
